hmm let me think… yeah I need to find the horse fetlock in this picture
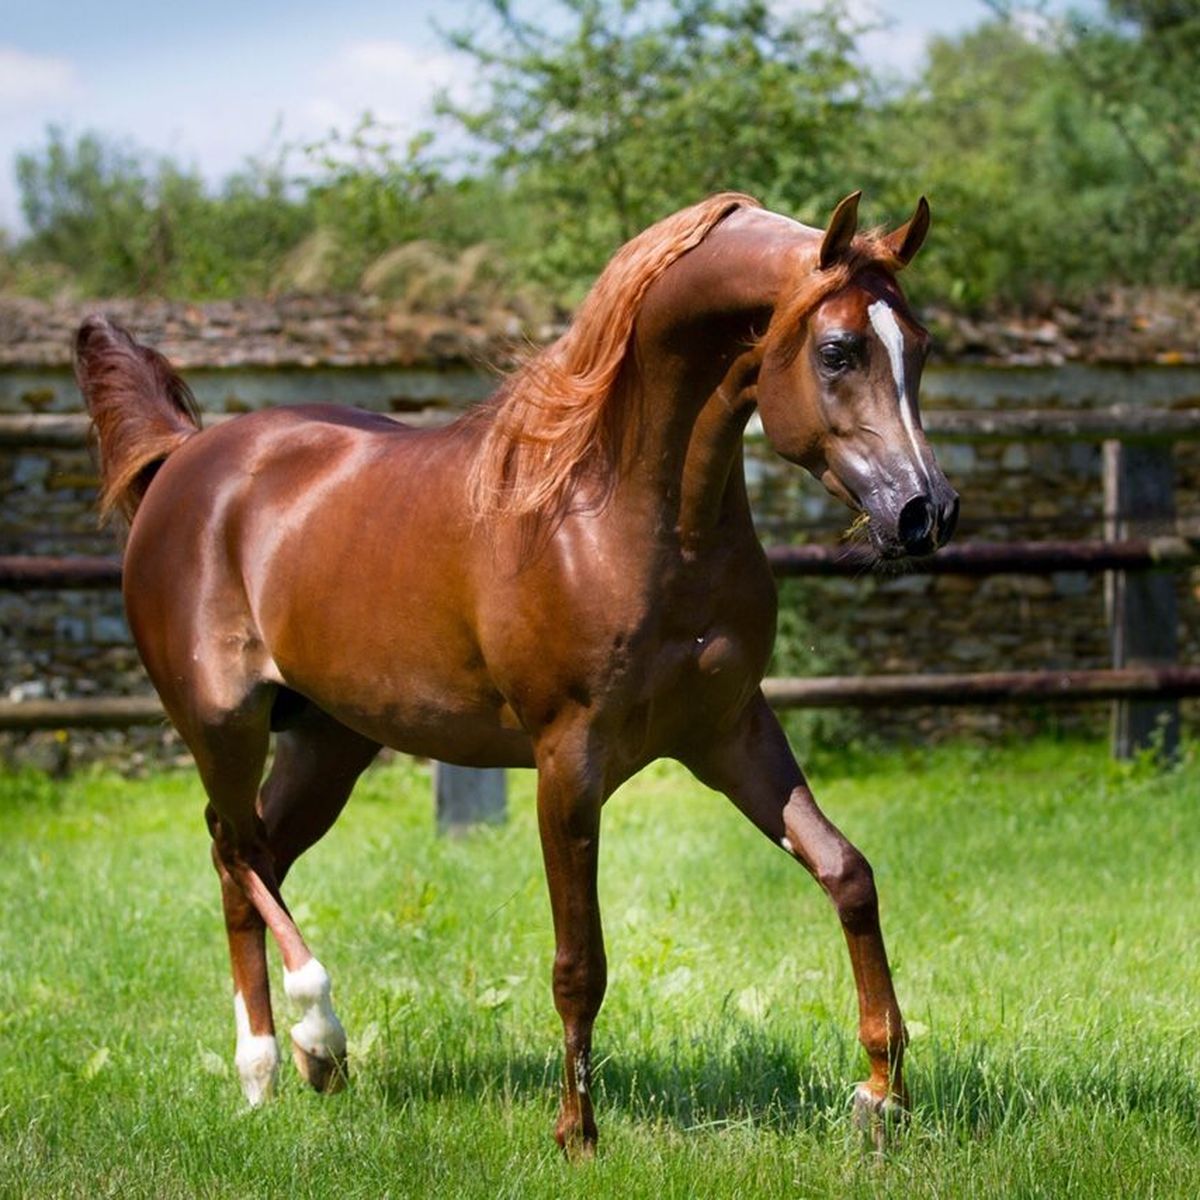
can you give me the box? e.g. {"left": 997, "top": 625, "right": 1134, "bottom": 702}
{"left": 555, "top": 1108, "right": 599, "bottom": 1160}
{"left": 859, "top": 1011, "right": 907, "bottom": 1062}
{"left": 284, "top": 957, "right": 348, "bottom": 1091}
{"left": 233, "top": 992, "right": 279, "bottom": 1106}
{"left": 235, "top": 1036, "right": 280, "bottom": 1106}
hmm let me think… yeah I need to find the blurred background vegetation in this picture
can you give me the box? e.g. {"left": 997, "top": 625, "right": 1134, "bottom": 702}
{"left": 1, "top": 0, "right": 1197, "bottom": 314}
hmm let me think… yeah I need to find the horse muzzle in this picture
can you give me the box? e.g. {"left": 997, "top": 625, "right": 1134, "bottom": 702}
{"left": 877, "top": 487, "right": 959, "bottom": 559}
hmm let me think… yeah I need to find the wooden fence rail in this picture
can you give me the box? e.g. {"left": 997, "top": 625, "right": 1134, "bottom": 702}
{"left": 763, "top": 666, "right": 1200, "bottom": 708}
{"left": 6, "top": 405, "right": 1200, "bottom": 448}
{"left": 4, "top": 537, "right": 1200, "bottom": 590}
{"left": 5, "top": 666, "right": 1200, "bottom": 733}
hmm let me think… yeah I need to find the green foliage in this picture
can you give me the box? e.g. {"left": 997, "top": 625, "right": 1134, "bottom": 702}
{"left": 1065, "top": 0, "right": 1200, "bottom": 287}
{"left": 15, "top": 128, "right": 314, "bottom": 297}
{"left": 899, "top": 0, "right": 1200, "bottom": 307}
{"left": 439, "top": 0, "right": 874, "bottom": 295}
{"left": 294, "top": 117, "right": 449, "bottom": 291}
{"left": 5, "top": 1, "right": 1200, "bottom": 306}
{"left": 1105, "top": 0, "right": 1200, "bottom": 32}
{"left": 872, "top": 23, "right": 1136, "bottom": 308}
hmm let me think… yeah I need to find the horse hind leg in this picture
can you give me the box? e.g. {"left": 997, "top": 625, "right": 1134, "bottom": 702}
{"left": 258, "top": 701, "right": 380, "bottom": 1092}
{"left": 181, "top": 689, "right": 289, "bottom": 1106}
{"left": 211, "top": 836, "right": 278, "bottom": 1105}
{"left": 174, "top": 684, "right": 352, "bottom": 1104}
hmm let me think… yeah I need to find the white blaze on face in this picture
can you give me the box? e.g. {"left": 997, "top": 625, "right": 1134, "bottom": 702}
{"left": 867, "top": 298, "right": 930, "bottom": 487}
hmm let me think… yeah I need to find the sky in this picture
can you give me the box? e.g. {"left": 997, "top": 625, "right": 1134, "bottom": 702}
{"left": 0, "top": 0, "right": 1100, "bottom": 237}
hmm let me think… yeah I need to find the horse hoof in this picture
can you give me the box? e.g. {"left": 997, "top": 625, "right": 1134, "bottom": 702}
{"left": 557, "top": 1137, "right": 597, "bottom": 1163}
{"left": 291, "top": 1038, "right": 348, "bottom": 1093}
{"left": 555, "top": 1122, "right": 598, "bottom": 1162}
{"left": 852, "top": 1082, "right": 907, "bottom": 1151}
{"left": 235, "top": 1038, "right": 280, "bottom": 1107}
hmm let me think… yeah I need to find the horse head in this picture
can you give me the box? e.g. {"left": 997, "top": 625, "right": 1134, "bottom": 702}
{"left": 756, "top": 193, "right": 959, "bottom": 559}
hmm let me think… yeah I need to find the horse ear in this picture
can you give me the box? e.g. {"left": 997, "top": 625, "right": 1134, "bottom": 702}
{"left": 819, "top": 191, "right": 862, "bottom": 269}
{"left": 883, "top": 196, "right": 931, "bottom": 267}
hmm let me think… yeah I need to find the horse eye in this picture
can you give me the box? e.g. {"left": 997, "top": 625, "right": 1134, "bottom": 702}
{"left": 817, "top": 343, "right": 850, "bottom": 374}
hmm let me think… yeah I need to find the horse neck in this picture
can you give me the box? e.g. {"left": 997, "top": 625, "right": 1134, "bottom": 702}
{"left": 616, "top": 211, "right": 813, "bottom": 541}
{"left": 675, "top": 373, "right": 759, "bottom": 541}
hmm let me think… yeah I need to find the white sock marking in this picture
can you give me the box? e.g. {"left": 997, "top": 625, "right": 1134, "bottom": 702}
{"left": 284, "top": 957, "right": 347, "bottom": 1061}
{"left": 867, "top": 299, "right": 931, "bottom": 488}
{"left": 233, "top": 991, "right": 279, "bottom": 1106}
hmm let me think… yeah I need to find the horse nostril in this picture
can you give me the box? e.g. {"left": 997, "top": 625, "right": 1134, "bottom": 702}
{"left": 940, "top": 495, "right": 960, "bottom": 545}
{"left": 897, "top": 495, "right": 935, "bottom": 554}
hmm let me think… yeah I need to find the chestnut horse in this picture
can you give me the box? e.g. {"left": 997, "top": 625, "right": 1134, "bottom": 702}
{"left": 75, "top": 191, "right": 957, "bottom": 1153}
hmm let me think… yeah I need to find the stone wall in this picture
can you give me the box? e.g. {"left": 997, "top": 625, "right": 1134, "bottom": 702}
{"left": 3, "top": 358, "right": 1200, "bottom": 768}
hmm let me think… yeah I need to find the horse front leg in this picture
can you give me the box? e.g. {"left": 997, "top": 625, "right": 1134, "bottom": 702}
{"left": 686, "top": 693, "right": 907, "bottom": 1136}
{"left": 534, "top": 739, "right": 607, "bottom": 1158}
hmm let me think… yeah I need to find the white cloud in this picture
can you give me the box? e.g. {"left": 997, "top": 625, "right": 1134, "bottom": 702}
{"left": 1011, "top": 7, "right": 1058, "bottom": 43}
{"left": 858, "top": 26, "right": 934, "bottom": 76}
{"left": 0, "top": 45, "right": 80, "bottom": 115}
{"left": 300, "top": 38, "right": 472, "bottom": 135}
{"left": 330, "top": 39, "right": 461, "bottom": 86}
{"left": 771, "top": 1, "right": 936, "bottom": 76}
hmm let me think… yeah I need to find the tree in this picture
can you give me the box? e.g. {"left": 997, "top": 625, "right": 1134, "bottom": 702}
{"left": 17, "top": 129, "right": 164, "bottom": 293}
{"left": 968, "top": 0, "right": 1200, "bottom": 294}
{"left": 875, "top": 22, "right": 1135, "bottom": 307}
{"left": 1105, "top": 0, "right": 1200, "bottom": 34}
{"left": 15, "top": 128, "right": 313, "bottom": 296}
{"left": 438, "top": 0, "right": 874, "bottom": 293}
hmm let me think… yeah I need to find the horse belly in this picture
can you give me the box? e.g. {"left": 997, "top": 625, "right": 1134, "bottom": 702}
{"left": 335, "top": 701, "right": 534, "bottom": 768}
{"left": 265, "top": 593, "right": 533, "bottom": 768}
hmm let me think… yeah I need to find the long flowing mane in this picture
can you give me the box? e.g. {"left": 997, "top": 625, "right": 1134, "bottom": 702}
{"left": 468, "top": 192, "right": 760, "bottom": 523}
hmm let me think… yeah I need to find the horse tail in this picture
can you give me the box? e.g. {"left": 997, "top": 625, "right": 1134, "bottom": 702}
{"left": 74, "top": 316, "right": 202, "bottom": 524}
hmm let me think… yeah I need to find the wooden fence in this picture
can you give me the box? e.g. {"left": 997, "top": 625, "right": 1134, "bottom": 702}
{"left": 2, "top": 407, "right": 1199, "bottom": 769}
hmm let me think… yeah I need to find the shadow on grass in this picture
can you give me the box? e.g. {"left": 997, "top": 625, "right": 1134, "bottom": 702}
{"left": 362, "top": 1024, "right": 1200, "bottom": 1138}
{"left": 367, "top": 1021, "right": 850, "bottom": 1132}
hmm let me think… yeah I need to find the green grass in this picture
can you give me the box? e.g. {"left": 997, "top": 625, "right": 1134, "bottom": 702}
{"left": 1, "top": 740, "right": 1198, "bottom": 1197}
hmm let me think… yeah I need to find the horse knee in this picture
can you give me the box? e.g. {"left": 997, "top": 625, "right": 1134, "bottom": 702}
{"left": 818, "top": 848, "right": 878, "bottom": 928}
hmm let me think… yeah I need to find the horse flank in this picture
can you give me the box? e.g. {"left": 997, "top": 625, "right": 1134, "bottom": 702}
{"left": 74, "top": 316, "right": 202, "bottom": 524}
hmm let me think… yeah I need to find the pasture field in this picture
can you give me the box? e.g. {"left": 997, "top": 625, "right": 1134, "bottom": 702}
{"left": 1, "top": 738, "right": 1198, "bottom": 1198}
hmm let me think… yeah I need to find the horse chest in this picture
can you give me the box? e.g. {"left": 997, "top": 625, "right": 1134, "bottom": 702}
{"left": 604, "top": 557, "right": 775, "bottom": 756}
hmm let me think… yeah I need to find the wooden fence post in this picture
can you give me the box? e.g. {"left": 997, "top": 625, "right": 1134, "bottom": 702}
{"left": 1104, "top": 440, "right": 1179, "bottom": 760}
{"left": 434, "top": 762, "right": 507, "bottom": 834}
